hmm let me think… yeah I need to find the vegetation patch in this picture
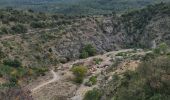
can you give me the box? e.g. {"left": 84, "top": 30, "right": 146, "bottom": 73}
{"left": 84, "top": 88, "right": 102, "bottom": 100}
{"left": 93, "top": 58, "right": 103, "bottom": 65}
{"left": 71, "top": 65, "right": 88, "bottom": 84}
{"left": 80, "top": 44, "right": 96, "bottom": 59}
{"left": 85, "top": 76, "right": 97, "bottom": 86}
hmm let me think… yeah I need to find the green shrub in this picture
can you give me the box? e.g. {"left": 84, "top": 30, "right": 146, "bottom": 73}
{"left": 93, "top": 58, "right": 103, "bottom": 65}
{"left": 142, "top": 52, "right": 155, "bottom": 61}
{"left": 80, "top": 50, "right": 89, "bottom": 59}
{"left": 31, "top": 67, "right": 48, "bottom": 76}
{"left": 0, "top": 65, "right": 25, "bottom": 85}
{"left": 0, "top": 27, "right": 10, "bottom": 34}
{"left": 71, "top": 66, "right": 88, "bottom": 83}
{"left": 0, "top": 65, "right": 13, "bottom": 77}
{"left": 9, "top": 76, "right": 18, "bottom": 84}
{"left": 116, "top": 52, "right": 127, "bottom": 57}
{"left": 80, "top": 44, "right": 96, "bottom": 58}
{"left": 0, "top": 49, "right": 5, "bottom": 59}
{"left": 154, "top": 43, "right": 169, "bottom": 55}
{"left": 85, "top": 76, "right": 97, "bottom": 86}
{"left": 89, "top": 76, "right": 97, "bottom": 85}
{"left": 84, "top": 89, "right": 102, "bottom": 100}
{"left": 11, "top": 24, "right": 27, "bottom": 34}
{"left": 3, "top": 59, "right": 22, "bottom": 68}
{"left": 84, "top": 44, "right": 96, "bottom": 56}
{"left": 30, "top": 21, "right": 47, "bottom": 28}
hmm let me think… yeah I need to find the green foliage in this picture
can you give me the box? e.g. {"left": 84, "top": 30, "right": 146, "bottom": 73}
{"left": 30, "top": 21, "right": 47, "bottom": 28}
{"left": 71, "top": 65, "right": 88, "bottom": 83}
{"left": 0, "top": 64, "right": 28, "bottom": 85}
{"left": 80, "top": 44, "right": 96, "bottom": 58}
{"left": 0, "top": 61, "right": 49, "bottom": 86}
{"left": 3, "top": 59, "right": 22, "bottom": 68}
{"left": 89, "top": 76, "right": 97, "bottom": 85}
{"left": 115, "top": 52, "right": 128, "bottom": 57}
{"left": 0, "top": 65, "right": 13, "bottom": 77}
{"left": 93, "top": 58, "right": 103, "bottom": 65}
{"left": 142, "top": 52, "right": 155, "bottom": 61}
{"left": 0, "top": 27, "right": 11, "bottom": 34}
{"left": 80, "top": 50, "right": 89, "bottom": 59}
{"left": 84, "top": 44, "right": 96, "bottom": 56}
{"left": 0, "top": 8, "right": 73, "bottom": 35}
{"left": 31, "top": 67, "right": 49, "bottom": 76}
{"left": 11, "top": 24, "right": 27, "bottom": 34}
{"left": 154, "top": 43, "right": 169, "bottom": 55}
{"left": 85, "top": 76, "right": 97, "bottom": 86}
{"left": 111, "top": 56, "right": 170, "bottom": 100}
{"left": 84, "top": 88, "right": 102, "bottom": 100}
{"left": 98, "top": 52, "right": 170, "bottom": 100}
{"left": 0, "top": 49, "right": 5, "bottom": 60}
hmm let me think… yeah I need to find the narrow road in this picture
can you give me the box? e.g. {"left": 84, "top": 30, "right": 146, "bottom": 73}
{"left": 31, "top": 70, "right": 60, "bottom": 93}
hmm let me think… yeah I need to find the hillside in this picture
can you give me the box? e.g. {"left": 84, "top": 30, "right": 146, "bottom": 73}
{"left": 0, "top": 2, "right": 170, "bottom": 100}
{"left": 0, "top": 2, "right": 169, "bottom": 69}
{"left": 0, "top": 0, "right": 169, "bottom": 15}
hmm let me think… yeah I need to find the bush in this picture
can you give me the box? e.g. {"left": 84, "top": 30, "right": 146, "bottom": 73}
{"left": 0, "top": 65, "right": 13, "bottom": 77}
{"left": 0, "top": 49, "right": 5, "bottom": 59}
{"left": 93, "top": 58, "right": 103, "bottom": 65}
{"left": 80, "top": 44, "right": 96, "bottom": 58}
{"left": 89, "top": 76, "right": 97, "bottom": 85}
{"left": 142, "top": 52, "right": 155, "bottom": 61}
{"left": 84, "top": 89, "right": 102, "bottom": 100}
{"left": 0, "top": 27, "right": 11, "bottom": 34}
{"left": 85, "top": 76, "right": 97, "bottom": 86}
{"left": 30, "top": 21, "right": 47, "bottom": 28}
{"left": 3, "top": 59, "right": 22, "bottom": 68}
{"left": 0, "top": 65, "right": 27, "bottom": 84}
{"left": 31, "top": 67, "right": 48, "bottom": 76}
{"left": 80, "top": 50, "right": 89, "bottom": 59}
{"left": 154, "top": 43, "right": 169, "bottom": 55}
{"left": 11, "top": 24, "right": 27, "bottom": 34}
{"left": 71, "top": 66, "right": 88, "bottom": 83}
{"left": 116, "top": 52, "right": 127, "bottom": 57}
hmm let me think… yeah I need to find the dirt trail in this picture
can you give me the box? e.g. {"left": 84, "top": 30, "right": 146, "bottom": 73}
{"left": 30, "top": 49, "right": 132, "bottom": 92}
{"left": 30, "top": 49, "right": 149, "bottom": 100}
{"left": 31, "top": 70, "right": 60, "bottom": 93}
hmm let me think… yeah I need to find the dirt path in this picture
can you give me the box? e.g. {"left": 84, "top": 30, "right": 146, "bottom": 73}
{"left": 30, "top": 49, "right": 149, "bottom": 100}
{"left": 30, "top": 49, "right": 132, "bottom": 92}
{"left": 31, "top": 70, "right": 60, "bottom": 93}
